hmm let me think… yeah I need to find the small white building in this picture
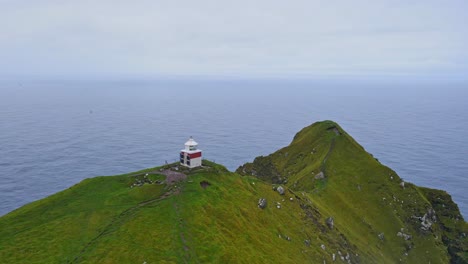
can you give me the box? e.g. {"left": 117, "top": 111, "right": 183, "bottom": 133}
{"left": 180, "top": 137, "right": 202, "bottom": 168}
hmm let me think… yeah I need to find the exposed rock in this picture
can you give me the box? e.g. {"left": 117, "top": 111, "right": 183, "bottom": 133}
{"left": 325, "top": 217, "right": 334, "bottom": 229}
{"left": 327, "top": 125, "right": 341, "bottom": 135}
{"left": 400, "top": 181, "right": 405, "bottom": 189}
{"left": 315, "top": 171, "right": 325, "bottom": 180}
{"left": 277, "top": 186, "right": 285, "bottom": 195}
{"left": 258, "top": 198, "right": 267, "bottom": 209}
{"left": 413, "top": 207, "right": 437, "bottom": 231}
{"left": 345, "top": 253, "right": 351, "bottom": 263}
{"left": 378, "top": 233, "right": 385, "bottom": 241}
{"left": 397, "top": 231, "right": 412, "bottom": 240}
{"left": 332, "top": 253, "right": 336, "bottom": 261}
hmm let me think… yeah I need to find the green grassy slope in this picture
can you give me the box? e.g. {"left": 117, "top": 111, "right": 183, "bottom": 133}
{"left": 0, "top": 161, "right": 363, "bottom": 263}
{"left": 237, "top": 120, "right": 467, "bottom": 263}
{"left": 0, "top": 121, "right": 466, "bottom": 263}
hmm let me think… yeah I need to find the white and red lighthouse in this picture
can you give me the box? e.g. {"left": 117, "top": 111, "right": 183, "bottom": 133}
{"left": 180, "top": 137, "right": 202, "bottom": 168}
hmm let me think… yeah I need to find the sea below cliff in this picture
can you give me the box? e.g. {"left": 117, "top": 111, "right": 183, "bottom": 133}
{"left": 0, "top": 78, "right": 467, "bottom": 218}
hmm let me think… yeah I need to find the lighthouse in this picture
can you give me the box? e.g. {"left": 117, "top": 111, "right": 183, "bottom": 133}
{"left": 180, "top": 137, "right": 202, "bottom": 168}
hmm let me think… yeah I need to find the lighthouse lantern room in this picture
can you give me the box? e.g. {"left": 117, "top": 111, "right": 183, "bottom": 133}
{"left": 180, "top": 137, "right": 202, "bottom": 168}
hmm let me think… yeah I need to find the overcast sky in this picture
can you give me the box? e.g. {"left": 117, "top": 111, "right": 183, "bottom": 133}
{"left": 1, "top": 0, "right": 467, "bottom": 79}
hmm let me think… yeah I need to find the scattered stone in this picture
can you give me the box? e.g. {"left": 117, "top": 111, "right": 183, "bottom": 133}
{"left": 290, "top": 197, "right": 294, "bottom": 201}
{"left": 315, "top": 171, "right": 325, "bottom": 180}
{"left": 400, "top": 181, "right": 405, "bottom": 189}
{"left": 258, "top": 198, "right": 267, "bottom": 209}
{"left": 304, "top": 239, "right": 311, "bottom": 247}
{"left": 332, "top": 253, "right": 336, "bottom": 261}
{"left": 378, "top": 233, "right": 385, "bottom": 241}
{"left": 357, "top": 185, "right": 361, "bottom": 191}
{"left": 397, "top": 231, "right": 412, "bottom": 240}
{"left": 321, "top": 244, "right": 326, "bottom": 250}
{"left": 325, "top": 217, "right": 334, "bottom": 229}
{"left": 277, "top": 186, "right": 285, "bottom": 195}
{"left": 277, "top": 205, "right": 281, "bottom": 209}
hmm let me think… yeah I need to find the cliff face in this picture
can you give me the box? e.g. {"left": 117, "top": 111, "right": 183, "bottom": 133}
{"left": 0, "top": 121, "right": 466, "bottom": 263}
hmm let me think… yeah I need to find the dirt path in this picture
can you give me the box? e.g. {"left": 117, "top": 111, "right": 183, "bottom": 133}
{"left": 320, "top": 138, "right": 336, "bottom": 176}
{"left": 173, "top": 201, "right": 191, "bottom": 263}
{"left": 70, "top": 172, "right": 185, "bottom": 263}
{"left": 71, "top": 169, "right": 189, "bottom": 263}
{"left": 69, "top": 194, "right": 170, "bottom": 263}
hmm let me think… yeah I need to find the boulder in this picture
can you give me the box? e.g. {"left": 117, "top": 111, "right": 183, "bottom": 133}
{"left": 258, "top": 198, "right": 267, "bottom": 209}
{"left": 378, "top": 233, "right": 385, "bottom": 241}
{"left": 397, "top": 231, "right": 412, "bottom": 240}
{"left": 325, "top": 217, "right": 334, "bottom": 229}
{"left": 315, "top": 171, "right": 325, "bottom": 179}
{"left": 277, "top": 186, "right": 285, "bottom": 195}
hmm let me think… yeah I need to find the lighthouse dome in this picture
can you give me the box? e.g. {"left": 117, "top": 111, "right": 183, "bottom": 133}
{"left": 185, "top": 137, "right": 198, "bottom": 146}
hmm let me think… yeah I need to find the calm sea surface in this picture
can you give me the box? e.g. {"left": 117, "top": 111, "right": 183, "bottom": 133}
{"left": 0, "top": 79, "right": 467, "bottom": 218}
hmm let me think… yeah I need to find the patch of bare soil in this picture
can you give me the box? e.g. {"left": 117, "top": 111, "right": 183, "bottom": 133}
{"left": 200, "top": 180, "right": 211, "bottom": 189}
{"left": 159, "top": 170, "right": 187, "bottom": 184}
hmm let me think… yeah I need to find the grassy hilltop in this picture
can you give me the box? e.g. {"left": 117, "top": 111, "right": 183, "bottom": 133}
{"left": 0, "top": 121, "right": 466, "bottom": 263}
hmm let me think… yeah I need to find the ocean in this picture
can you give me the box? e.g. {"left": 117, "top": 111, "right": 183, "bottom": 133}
{"left": 0, "top": 79, "right": 467, "bottom": 218}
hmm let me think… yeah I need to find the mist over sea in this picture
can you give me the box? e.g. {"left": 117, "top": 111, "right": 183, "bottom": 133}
{"left": 0, "top": 79, "right": 467, "bottom": 218}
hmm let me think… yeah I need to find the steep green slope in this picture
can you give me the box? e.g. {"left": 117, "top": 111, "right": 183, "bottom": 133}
{"left": 0, "top": 161, "right": 361, "bottom": 263}
{"left": 1, "top": 121, "right": 466, "bottom": 263}
{"left": 237, "top": 120, "right": 467, "bottom": 263}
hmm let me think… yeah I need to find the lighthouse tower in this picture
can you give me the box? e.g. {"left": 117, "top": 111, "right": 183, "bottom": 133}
{"left": 180, "top": 137, "right": 202, "bottom": 168}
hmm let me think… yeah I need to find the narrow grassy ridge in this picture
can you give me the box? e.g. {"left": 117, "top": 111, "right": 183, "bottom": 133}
{"left": 0, "top": 121, "right": 466, "bottom": 263}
